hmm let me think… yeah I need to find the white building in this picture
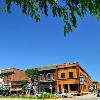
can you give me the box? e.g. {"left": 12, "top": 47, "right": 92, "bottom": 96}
{"left": 0, "top": 78, "right": 3, "bottom": 87}
{"left": 0, "top": 70, "right": 3, "bottom": 87}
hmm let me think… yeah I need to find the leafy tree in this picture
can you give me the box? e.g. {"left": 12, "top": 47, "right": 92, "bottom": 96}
{"left": 93, "top": 81, "right": 99, "bottom": 85}
{"left": 20, "top": 80, "right": 29, "bottom": 90}
{"left": 1, "top": 0, "right": 100, "bottom": 36}
{"left": 25, "top": 68, "right": 38, "bottom": 82}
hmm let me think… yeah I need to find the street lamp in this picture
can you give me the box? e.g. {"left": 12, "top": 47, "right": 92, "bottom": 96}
{"left": 49, "top": 84, "right": 53, "bottom": 94}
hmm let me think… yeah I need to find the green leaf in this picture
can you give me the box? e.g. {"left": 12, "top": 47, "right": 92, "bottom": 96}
{"left": 1, "top": 0, "right": 100, "bottom": 36}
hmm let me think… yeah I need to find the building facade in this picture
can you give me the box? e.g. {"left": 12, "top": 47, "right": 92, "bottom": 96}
{"left": 38, "top": 62, "right": 92, "bottom": 94}
{"left": 0, "top": 68, "right": 30, "bottom": 93}
{"left": 92, "top": 81, "right": 100, "bottom": 92}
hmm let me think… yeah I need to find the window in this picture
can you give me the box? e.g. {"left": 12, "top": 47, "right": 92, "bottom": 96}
{"left": 51, "top": 73, "right": 55, "bottom": 80}
{"left": 70, "top": 84, "right": 78, "bottom": 91}
{"left": 48, "top": 73, "right": 51, "bottom": 80}
{"left": 69, "top": 72, "right": 74, "bottom": 78}
{"left": 44, "top": 74, "right": 46, "bottom": 80}
{"left": 47, "top": 73, "right": 55, "bottom": 80}
{"left": 59, "top": 85, "right": 61, "bottom": 93}
{"left": 61, "top": 73, "right": 65, "bottom": 79}
{"left": 40, "top": 74, "right": 42, "bottom": 81}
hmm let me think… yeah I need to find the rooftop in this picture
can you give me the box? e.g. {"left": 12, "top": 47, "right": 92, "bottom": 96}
{"left": 38, "top": 65, "right": 57, "bottom": 71}
{"left": 38, "top": 62, "right": 80, "bottom": 71}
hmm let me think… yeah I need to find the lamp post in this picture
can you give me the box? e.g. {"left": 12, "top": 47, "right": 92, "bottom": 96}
{"left": 49, "top": 84, "right": 53, "bottom": 94}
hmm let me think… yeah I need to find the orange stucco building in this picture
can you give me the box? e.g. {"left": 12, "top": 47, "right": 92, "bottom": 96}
{"left": 38, "top": 62, "right": 92, "bottom": 94}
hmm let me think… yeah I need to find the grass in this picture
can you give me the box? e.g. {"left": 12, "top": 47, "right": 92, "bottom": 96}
{"left": 0, "top": 98, "right": 59, "bottom": 100}
{"left": 0, "top": 93, "right": 56, "bottom": 99}
{"left": 0, "top": 96, "right": 37, "bottom": 99}
{"left": 0, "top": 98, "right": 37, "bottom": 100}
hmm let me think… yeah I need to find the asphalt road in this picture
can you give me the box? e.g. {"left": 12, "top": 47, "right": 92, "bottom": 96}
{"left": 61, "top": 96, "right": 100, "bottom": 100}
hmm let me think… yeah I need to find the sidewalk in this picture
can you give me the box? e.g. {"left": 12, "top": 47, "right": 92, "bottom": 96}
{"left": 75, "top": 93, "right": 97, "bottom": 98}
{"left": 57, "top": 93, "right": 97, "bottom": 100}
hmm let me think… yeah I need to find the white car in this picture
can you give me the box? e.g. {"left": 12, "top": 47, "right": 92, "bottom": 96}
{"left": 35, "top": 93, "right": 42, "bottom": 96}
{"left": 55, "top": 93, "right": 72, "bottom": 98}
{"left": 55, "top": 93, "right": 68, "bottom": 98}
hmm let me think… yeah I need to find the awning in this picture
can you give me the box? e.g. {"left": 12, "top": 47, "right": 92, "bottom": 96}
{"left": 10, "top": 88, "right": 22, "bottom": 92}
{"left": 41, "top": 83, "right": 55, "bottom": 89}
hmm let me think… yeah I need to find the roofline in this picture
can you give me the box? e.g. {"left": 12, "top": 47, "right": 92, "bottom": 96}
{"left": 1, "top": 67, "right": 25, "bottom": 72}
{"left": 38, "top": 62, "right": 92, "bottom": 80}
{"left": 38, "top": 65, "right": 57, "bottom": 71}
{"left": 79, "top": 65, "right": 92, "bottom": 80}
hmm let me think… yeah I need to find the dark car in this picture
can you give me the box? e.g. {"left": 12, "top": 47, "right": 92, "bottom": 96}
{"left": 97, "top": 90, "right": 100, "bottom": 97}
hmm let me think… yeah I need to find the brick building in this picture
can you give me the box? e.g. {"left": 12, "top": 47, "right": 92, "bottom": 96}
{"left": 0, "top": 68, "right": 30, "bottom": 93}
{"left": 92, "top": 81, "right": 100, "bottom": 92}
{"left": 38, "top": 62, "right": 92, "bottom": 94}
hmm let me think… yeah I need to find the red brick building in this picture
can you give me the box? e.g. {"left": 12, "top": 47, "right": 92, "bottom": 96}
{"left": 38, "top": 62, "right": 92, "bottom": 94}
{"left": 0, "top": 68, "right": 31, "bottom": 93}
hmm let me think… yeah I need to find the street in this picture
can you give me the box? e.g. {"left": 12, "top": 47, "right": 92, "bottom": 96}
{"left": 0, "top": 96, "right": 100, "bottom": 100}
{"left": 0, "top": 94, "right": 100, "bottom": 100}
{"left": 0, "top": 97, "right": 100, "bottom": 100}
{"left": 61, "top": 96, "right": 100, "bottom": 100}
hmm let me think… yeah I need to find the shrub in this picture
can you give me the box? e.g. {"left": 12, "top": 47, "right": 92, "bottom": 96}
{"left": 37, "top": 93, "right": 55, "bottom": 99}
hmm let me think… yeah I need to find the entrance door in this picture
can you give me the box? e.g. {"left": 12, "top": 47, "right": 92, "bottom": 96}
{"left": 59, "top": 85, "right": 61, "bottom": 93}
{"left": 63, "top": 84, "right": 68, "bottom": 93}
{"left": 70, "top": 84, "right": 78, "bottom": 91}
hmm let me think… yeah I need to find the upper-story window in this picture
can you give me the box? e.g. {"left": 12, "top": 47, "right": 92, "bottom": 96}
{"left": 40, "top": 74, "right": 42, "bottom": 81}
{"left": 61, "top": 73, "right": 65, "bottom": 79}
{"left": 51, "top": 73, "right": 55, "bottom": 80}
{"left": 47, "top": 73, "right": 55, "bottom": 80}
{"left": 48, "top": 73, "right": 51, "bottom": 80}
{"left": 44, "top": 74, "right": 46, "bottom": 80}
{"left": 69, "top": 72, "right": 74, "bottom": 78}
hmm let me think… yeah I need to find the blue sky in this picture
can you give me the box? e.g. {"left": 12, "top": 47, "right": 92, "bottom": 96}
{"left": 0, "top": 4, "right": 100, "bottom": 81}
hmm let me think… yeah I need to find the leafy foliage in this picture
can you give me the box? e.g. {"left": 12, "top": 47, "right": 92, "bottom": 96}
{"left": 37, "top": 93, "right": 55, "bottom": 99}
{"left": 0, "top": 93, "right": 55, "bottom": 99}
{"left": 20, "top": 80, "right": 29, "bottom": 90}
{"left": 25, "top": 68, "right": 38, "bottom": 82}
{"left": 1, "top": 0, "right": 100, "bottom": 36}
{"left": 92, "top": 81, "right": 99, "bottom": 85}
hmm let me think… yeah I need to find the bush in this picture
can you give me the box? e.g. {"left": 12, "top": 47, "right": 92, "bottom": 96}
{"left": 0, "top": 93, "right": 56, "bottom": 99}
{"left": 37, "top": 93, "right": 55, "bottom": 99}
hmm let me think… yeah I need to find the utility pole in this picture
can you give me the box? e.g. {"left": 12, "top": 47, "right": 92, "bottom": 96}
{"left": 42, "top": 90, "right": 44, "bottom": 100}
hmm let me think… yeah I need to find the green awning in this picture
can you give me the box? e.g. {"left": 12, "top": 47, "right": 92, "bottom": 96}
{"left": 41, "top": 83, "right": 54, "bottom": 89}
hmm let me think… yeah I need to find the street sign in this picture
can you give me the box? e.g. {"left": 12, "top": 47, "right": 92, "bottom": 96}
{"left": 79, "top": 75, "right": 84, "bottom": 85}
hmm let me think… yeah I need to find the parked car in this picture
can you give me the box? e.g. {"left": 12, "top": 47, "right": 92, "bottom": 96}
{"left": 55, "top": 93, "right": 69, "bottom": 98}
{"left": 35, "top": 93, "right": 42, "bottom": 97}
{"left": 97, "top": 90, "right": 100, "bottom": 97}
